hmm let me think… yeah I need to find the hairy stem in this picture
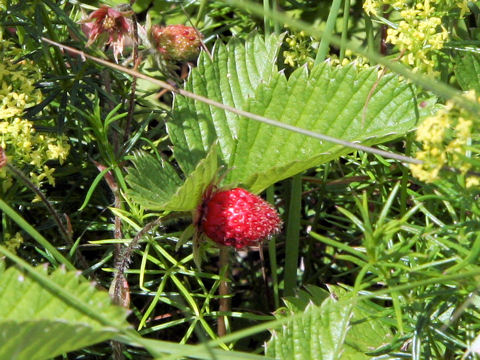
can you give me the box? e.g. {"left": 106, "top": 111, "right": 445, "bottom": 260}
{"left": 217, "top": 246, "right": 230, "bottom": 337}
{"left": 112, "top": 189, "right": 126, "bottom": 307}
{"left": 112, "top": 213, "right": 186, "bottom": 303}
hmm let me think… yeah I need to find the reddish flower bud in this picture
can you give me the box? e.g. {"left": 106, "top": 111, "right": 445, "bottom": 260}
{"left": 150, "top": 24, "right": 202, "bottom": 62}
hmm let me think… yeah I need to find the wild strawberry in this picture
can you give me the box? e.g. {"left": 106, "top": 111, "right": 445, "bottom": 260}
{"left": 200, "top": 188, "right": 282, "bottom": 249}
{"left": 150, "top": 24, "right": 202, "bottom": 62}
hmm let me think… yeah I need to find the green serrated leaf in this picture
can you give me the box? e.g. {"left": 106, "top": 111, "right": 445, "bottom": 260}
{"left": 0, "top": 263, "right": 129, "bottom": 360}
{"left": 169, "top": 33, "right": 433, "bottom": 194}
{"left": 327, "top": 285, "right": 394, "bottom": 359}
{"left": 228, "top": 63, "right": 429, "bottom": 193}
{"left": 161, "top": 144, "right": 219, "bottom": 211}
{"left": 454, "top": 53, "right": 480, "bottom": 93}
{"left": 283, "top": 286, "right": 328, "bottom": 312}
{"left": 126, "top": 145, "right": 219, "bottom": 211}
{"left": 168, "top": 32, "right": 283, "bottom": 175}
{"left": 266, "top": 297, "right": 352, "bottom": 360}
{"left": 274, "top": 284, "right": 393, "bottom": 359}
{"left": 125, "top": 152, "right": 183, "bottom": 211}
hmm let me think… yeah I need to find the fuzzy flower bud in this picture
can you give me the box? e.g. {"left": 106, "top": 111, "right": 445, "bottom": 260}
{"left": 150, "top": 24, "right": 202, "bottom": 62}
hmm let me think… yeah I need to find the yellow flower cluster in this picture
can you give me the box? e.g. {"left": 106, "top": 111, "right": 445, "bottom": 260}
{"left": 364, "top": 0, "right": 469, "bottom": 18}
{"left": 327, "top": 49, "right": 371, "bottom": 69}
{"left": 0, "top": 41, "right": 70, "bottom": 191}
{"left": 387, "top": 11, "right": 447, "bottom": 74}
{"left": 283, "top": 31, "right": 369, "bottom": 70}
{"left": 363, "top": 0, "right": 469, "bottom": 74}
{"left": 0, "top": 60, "right": 42, "bottom": 119}
{"left": 410, "top": 92, "right": 478, "bottom": 187}
{"left": 283, "top": 30, "right": 316, "bottom": 69}
{"left": 3, "top": 232, "right": 24, "bottom": 254}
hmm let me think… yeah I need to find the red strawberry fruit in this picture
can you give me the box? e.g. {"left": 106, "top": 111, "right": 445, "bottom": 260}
{"left": 200, "top": 188, "right": 282, "bottom": 249}
{"left": 150, "top": 24, "right": 202, "bottom": 62}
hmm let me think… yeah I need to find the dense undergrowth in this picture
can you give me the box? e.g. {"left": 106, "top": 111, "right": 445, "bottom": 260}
{"left": 2, "top": 0, "right": 480, "bottom": 359}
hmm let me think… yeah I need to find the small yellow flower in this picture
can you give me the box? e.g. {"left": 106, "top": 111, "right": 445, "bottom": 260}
{"left": 466, "top": 177, "right": 480, "bottom": 189}
{"left": 454, "top": 117, "right": 472, "bottom": 140}
{"left": 47, "top": 141, "right": 70, "bottom": 164}
{"left": 457, "top": 1, "right": 470, "bottom": 18}
{"left": 375, "top": 0, "right": 463, "bottom": 74}
{"left": 0, "top": 41, "right": 70, "bottom": 191}
{"left": 3, "top": 231, "right": 24, "bottom": 253}
{"left": 412, "top": 90, "right": 478, "bottom": 184}
{"left": 416, "top": 112, "right": 450, "bottom": 144}
{"left": 363, "top": 0, "right": 379, "bottom": 15}
{"left": 410, "top": 162, "right": 441, "bottom": 183}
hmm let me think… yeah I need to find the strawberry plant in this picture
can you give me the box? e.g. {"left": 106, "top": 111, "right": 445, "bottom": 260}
{"left": 2, "top": 0, "right": 480, "bottom": 359}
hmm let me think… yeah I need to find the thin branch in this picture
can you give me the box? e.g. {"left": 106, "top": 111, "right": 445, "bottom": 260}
{"left": 124, "top": 9, "right": 140, "bottom": 143}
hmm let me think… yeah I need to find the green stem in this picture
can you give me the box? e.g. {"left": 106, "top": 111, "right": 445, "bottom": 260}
{"left": 272, "top": 0, "right": 280, "bottom": 34}
{"left": 283, "top": 174, "right": 302, "bottom": 297}
{"left": 315, "top": 0, "right": 343, "bottom": 64}
{"left": 340, "top": 0, "right": 350, "bottom": 60}
{"left": 365, "top": 15, "right": 375, "bottom": 62}
{"left": 400, "top": 133, "right": 413, "bottom": 215}
{"left": 7, "top": 164, "right": 89, "bottom": 269}
{"left": 7, "top": 164, "right": 71, "bottom": 246}
{"left": 113, "top": 216, "right": 166, "bottom": 302}
{"left": 263, "top": 0, "right": 271, "bottom": 36}
{"left": 266, "top": 186, "right": 279, "bottom": 309}
{"left": 217, "top": 246, "right": 230, "bottom": 337}
{"left": 124, "top": 10, "right": 140, "bottom": 144}
{"left": 196, "top": 0, "right": 209, "bottom": 26}
{"left": 37, "top": 2, "right": 67, "bottom": 76}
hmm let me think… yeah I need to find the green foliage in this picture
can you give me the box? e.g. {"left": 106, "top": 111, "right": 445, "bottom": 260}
{"left": 0, "top": 260, "right": 129, "bottom": 360}
{"left": 455, "top": 53, "right": 480, "bottom": 93}
{"left": 227, "top": 63, "right": 428, "bottom": 193}
{"left": 169, "top": 33, "right": 431, "bottom": 193}
{"left": 135, "top": 33, "right": 431, "bottom": 208}
{"left": 125, "top": 151, "right": 183, "bottom": 211}
{"left": 268, "top": 285, "right": 394, "bottom": 359}
{"left": 266, "top": 296, "right": 352, "bottom": 360}
{"left": 126, "top": 144, "right": 219, "bottom": 211}
{"left": 168, "top": 33, "right": 283, "bottom": 175}
{"left": 327, "top": 286, "right": 394, "bottom": 359}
